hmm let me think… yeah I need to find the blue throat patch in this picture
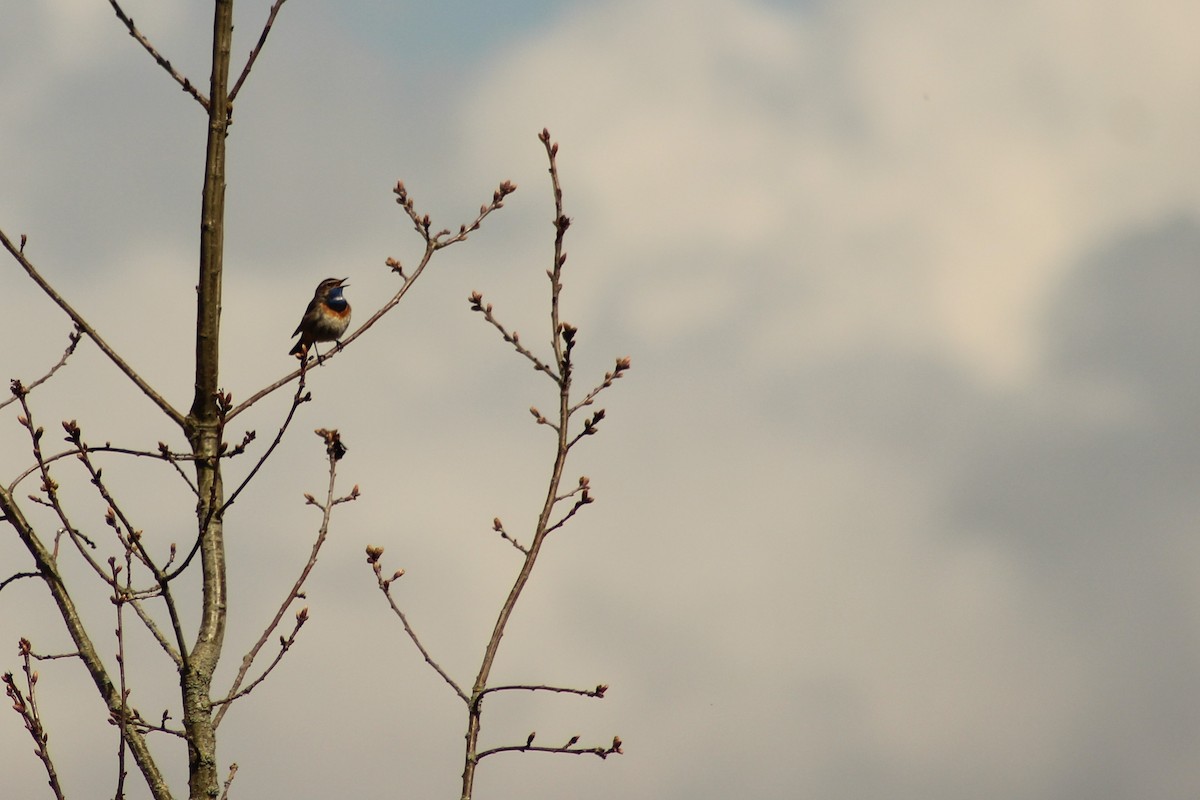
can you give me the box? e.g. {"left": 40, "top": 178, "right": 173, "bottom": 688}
{"left": 326, "top": 288, "right": 348, "bottom": 311}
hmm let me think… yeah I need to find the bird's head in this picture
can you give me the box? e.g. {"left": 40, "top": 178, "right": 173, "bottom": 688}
{"left": 317, "top": 277, "right": 349, "bottom": 299}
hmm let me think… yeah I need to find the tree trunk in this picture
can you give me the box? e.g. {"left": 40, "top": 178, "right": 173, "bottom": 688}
{"left": 183, "top": 2, "right": 234, "bottom": 798}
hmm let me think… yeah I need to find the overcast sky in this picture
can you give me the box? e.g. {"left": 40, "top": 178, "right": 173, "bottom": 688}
{"left": 2, "top": 1, "right": 1199, "bottom": 798}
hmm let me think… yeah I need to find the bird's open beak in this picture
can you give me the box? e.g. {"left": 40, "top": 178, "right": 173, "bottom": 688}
{"left": 338, "top": 277, "right": 349, "bottom": 287}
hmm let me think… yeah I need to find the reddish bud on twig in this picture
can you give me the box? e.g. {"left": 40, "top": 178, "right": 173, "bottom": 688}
{"left": 527, "top": 731, "right": 537, "bottom": 746}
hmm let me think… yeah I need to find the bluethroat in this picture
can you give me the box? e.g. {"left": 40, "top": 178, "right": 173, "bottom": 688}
{"left": 289, "top": 277, "right": 351, "bottom": 359}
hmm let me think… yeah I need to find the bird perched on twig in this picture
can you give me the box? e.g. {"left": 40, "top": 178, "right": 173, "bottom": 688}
{"left": 289, "top": 277, "right": 351, "bottom": 360}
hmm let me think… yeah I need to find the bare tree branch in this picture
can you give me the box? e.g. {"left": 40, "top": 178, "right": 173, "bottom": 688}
{"left": 0, "top": 487, "right": 172, "bottom": 799}
{"left": 112, "top": 556, "right": 132, "bottom": 800}
{"left": 219, "top": 763, "right": 239, "bottom": 800}
{"left": 66, "top": 420, "right": 191, "bottom": 662}
{"left": 228, "top": 0, "right": 289, "bottom": 103}
{"left": 212, "top": 608, "right": 306, "bottom": 715}
{"left": 469, "top": 291, "right": 558, "bottom": 379}
{"left": 476, "top": 734, "right": 623, "bottom": 761}
{"left": 221, "top": 364, "right": 310, "bottom": 513}
{"left": 107, "top": 0, "right": 210, "bottom": 110}
{"left": 7, "top": 443, "right": 201, "bottom": 498}
{"left": 490, "top": 517, "right": 528, "bottom": 554}
{"left": 0, "top": 326, "right": 81, "bottom": 412}
{"left": 0, "top": 229, "right": 186, "bottom": 427}
{"left": 0, "top": 571, "right": 39, "bottom": 593}
{"left": 3, "top": 640, "right": 66, "bottom": 800}
{"left": 479, "top": 683, "right": 608, "bottom": 699}
{"left": 366, "top": 546, "right": 469, "bottom": 704}
{"left": 213, "top": 428, "right": 356, "bottom": 729}
{"left": 372, "top": 130, "right": 624, "bottom": 800}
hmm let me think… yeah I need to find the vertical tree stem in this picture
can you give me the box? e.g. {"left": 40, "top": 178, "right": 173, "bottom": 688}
{"left": 184, "top": 2, "right": 233, "bottom": 798}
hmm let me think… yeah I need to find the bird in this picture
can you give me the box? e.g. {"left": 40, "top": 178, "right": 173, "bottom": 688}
{"left": 289, "top": 277, "right": 351, "bottom": 360}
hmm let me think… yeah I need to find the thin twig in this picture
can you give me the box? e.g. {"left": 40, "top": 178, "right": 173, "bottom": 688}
{"left": 477, "top": 734, "right": 623, "bottom": 761}
{"left": 491, "top": 517, "right": 528, "bottom": 555}
{"left": 479, "top": 683, "right": 608, "bottom": 699}
{"left": 468, "top": 292, "right": 558, "bottom": 380}
{"left": 3, "top": 639, "right": 67, "bottom": 799}
{"left": 219, "top": 763, "right": 239, "bottom": 800}
{"left": 221, "top": 362, "right": 309, "bottom": 513}
{"left": 69, "top": 422, "right": 190, "bottom": 661}
{"left": 228, "top": 0, "right": 288, "bottom": 102}
{"left": 568, "top": 357, "right": 631, "bottom": 416}
{"left": 366, "top": 547, "right": 469, "bottom": 703}
{"left": 0, "top": 228, "right": 186, "bottom": 427}
{"left": 543, "top": 494, "right": 593, "bottom": 537}
{"left": 212, "top": 430, "right": 355, "bottom": 729}
{"left": 28, "top": 650, "right": 81, "bottom": 662}
{"left": 107, "top": 0, "right": 209, "bottom": 109}
{"left": 126, "top": 596, "right": 183, "bottom": 667}
{"left": 0, "top": 571, "right": 39, "bottom": 593}
{"left": 0, "top": 325, "right": 82, "bottom": 411}
{"left": 8, "top": 443, "right": 201, "bottom": 498}
{"left": 112, "top": 557, "right": 131, "bottom": 800}
{"left": 12, "top": 391, "right": 111, "bottom": 584}
{"left": 212, "top": 610, "right": 306, "bottom": 711}
{"left": 126, "top": 714, "right": 186, "bottom": 739}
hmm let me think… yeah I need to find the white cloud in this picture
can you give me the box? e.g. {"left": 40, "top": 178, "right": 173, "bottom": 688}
{"left": 459, "top": 0, "right": 1200, "bottom": 385}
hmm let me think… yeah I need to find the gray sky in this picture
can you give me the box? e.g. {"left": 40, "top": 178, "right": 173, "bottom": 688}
{"left": 2, "top": 1, "right": 1199, "bottom": 798}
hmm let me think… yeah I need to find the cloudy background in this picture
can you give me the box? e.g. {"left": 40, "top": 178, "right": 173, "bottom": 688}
{"left": 2, "top": 0, "right": 1199, "bottom": 797}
